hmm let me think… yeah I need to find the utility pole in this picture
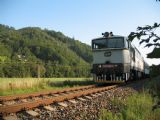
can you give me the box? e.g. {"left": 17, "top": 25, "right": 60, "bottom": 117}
{"left": 37, "top": 64, "right": 40, "bottom": 79}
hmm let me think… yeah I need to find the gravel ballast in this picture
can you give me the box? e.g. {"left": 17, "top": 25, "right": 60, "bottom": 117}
{"left": 16, "top": 81, "right": 146, "bottom": 120}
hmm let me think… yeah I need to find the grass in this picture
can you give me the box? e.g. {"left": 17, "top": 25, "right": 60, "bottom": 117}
{"left": 99, "top": 76, "right": 160, "bottom": 120}
{"left": 0, "top": 77, "right": 93, "bottom": 96}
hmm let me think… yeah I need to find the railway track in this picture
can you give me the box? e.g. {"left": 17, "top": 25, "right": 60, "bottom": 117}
{"left": 0, "top": 85, "right": 95, "bottom": 102}
{"left": 0, "top": 84, "right": 119, "bottom": 119}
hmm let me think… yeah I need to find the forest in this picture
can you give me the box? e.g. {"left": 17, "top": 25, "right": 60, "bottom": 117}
{"left": 0, "top": 24, "right": 93, "bottom": 77}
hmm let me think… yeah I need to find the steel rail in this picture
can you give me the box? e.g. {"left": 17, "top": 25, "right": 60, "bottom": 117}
{"left": 0, "top": 85, "right": 96, "bottom": 102}
{"left": 0, "top": 85, "right": 118, "bottom": 116}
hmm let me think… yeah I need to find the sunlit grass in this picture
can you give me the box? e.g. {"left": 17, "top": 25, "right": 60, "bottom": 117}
{"left": 0, "top": 78, "right": 92, "bottom": 96}
{"left": 99, "top": 92, "right": 160, "bottom": 120}
{"left": 99, "top": 76, "right": 160, "bottom": 120}
{"left": 0, "top": 78, "right": 44, "bottom": 90}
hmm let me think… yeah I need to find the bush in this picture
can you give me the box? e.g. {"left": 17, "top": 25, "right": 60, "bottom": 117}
{"left": 122, "top": 93, "right": 153, "bottom": 120}
{"left": 100, "top": 93, "right": 154, "bottom": 120}
{"left": 100, "top": 76, "right": 160, "bottom": 120}
{"left": 100, "top": 109, "right": 123, "bottom": 120}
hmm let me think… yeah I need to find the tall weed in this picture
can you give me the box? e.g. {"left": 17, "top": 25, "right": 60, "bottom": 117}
{"left": 100, "top": 76, "right": 160, "bottom": 120}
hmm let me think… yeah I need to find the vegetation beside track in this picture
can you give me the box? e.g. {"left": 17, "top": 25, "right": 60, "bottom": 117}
{"left": 99, "top": 76, "right": 160, "bottom": 120}
{"left": 0, "top": 78, "right": 93, "bottom": 96}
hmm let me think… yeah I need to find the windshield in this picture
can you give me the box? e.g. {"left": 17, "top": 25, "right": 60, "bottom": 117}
{"left": 92, "top": 37, "right": 124, "bottom": 49}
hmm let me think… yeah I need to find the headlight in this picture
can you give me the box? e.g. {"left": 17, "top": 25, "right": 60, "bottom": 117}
{"left": 98, "top": 65, "right": 102, "bottom": 68}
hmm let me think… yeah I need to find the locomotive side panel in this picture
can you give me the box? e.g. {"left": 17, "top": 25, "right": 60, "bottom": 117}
{"left": 130, "top": 45, "right": 145, "bottom": 79}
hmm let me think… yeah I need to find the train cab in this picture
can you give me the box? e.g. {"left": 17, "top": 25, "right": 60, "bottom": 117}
{"left": 91, "top": 32, "right": 131, "bottom": 83}
{"left": 91, "top": 31, "right": 147, "bottom": 84}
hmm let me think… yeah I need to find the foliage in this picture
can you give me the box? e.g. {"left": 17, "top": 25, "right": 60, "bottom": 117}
{"left": 100, "top": 109, "right": 123, "bottom": 120}
{"left": 150, "top": 65, "right": 160, "bottom": 77}
{"left": 100, "top": 93, "right": 160, "bottom": 120}
{"left": 147, "top": 48, "right": 160, "bottom": 58}
{"left": 128, "top": 23, "right": 160, "bottom": 58}
{"left": 0, "top": 24, "right": 93, "bottom": 77}
{"left": 146, "top": 76, "right": 160, "bottom": 102}
{"left": 99, "top": 77, "right": 160, "bottom": 120}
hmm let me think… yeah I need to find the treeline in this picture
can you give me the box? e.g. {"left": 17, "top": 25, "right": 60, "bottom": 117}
{"left": 150, "top": 65, "right": 160, "bottom": 77}
{"left": 0, "top": 24, "right": 93, "bottom": 77}
{"left": 0, "top": 62, "right": 91, "bottom": 77}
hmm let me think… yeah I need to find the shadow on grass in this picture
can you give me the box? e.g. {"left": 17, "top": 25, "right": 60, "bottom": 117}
{"left": 48, "top": 80, "right": 95, "bottom": 87}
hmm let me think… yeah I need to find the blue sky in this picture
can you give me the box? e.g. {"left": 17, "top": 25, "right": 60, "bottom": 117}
{"left": 0, "top": 0, "right": 160, "bottom": 65}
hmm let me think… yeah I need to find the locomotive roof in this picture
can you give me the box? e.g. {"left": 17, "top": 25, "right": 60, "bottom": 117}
{"left": 92, "top": 35, "right": 126, "bottom": 41}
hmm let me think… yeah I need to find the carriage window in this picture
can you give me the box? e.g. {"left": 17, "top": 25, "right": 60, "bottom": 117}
{"left": 92, "top": 37, "right": 124, "bottom": 49}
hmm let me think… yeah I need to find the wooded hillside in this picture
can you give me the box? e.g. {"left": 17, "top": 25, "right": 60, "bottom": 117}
{"left": 0, "top": 24, "right": 92, "bottom": 77}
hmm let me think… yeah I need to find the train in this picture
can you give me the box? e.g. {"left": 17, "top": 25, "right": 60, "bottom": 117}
{"left": 91, "top": 32, "right": 150, "bottom": 83}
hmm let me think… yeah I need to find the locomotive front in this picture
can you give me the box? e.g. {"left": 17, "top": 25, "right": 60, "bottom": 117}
{"left": 91, "top": 32, "right": 130, "bottom": 83}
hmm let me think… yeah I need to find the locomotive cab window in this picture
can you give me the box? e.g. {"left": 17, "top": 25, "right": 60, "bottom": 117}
{"left": 92, "top": 37, "right": 125, "bottom": 49}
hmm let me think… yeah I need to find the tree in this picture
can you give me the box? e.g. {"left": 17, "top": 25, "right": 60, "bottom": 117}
{"left": 128, "top": 0, "right": 160, "bottom": 58}
{"left": 128, "top": 23, "right": 160, "bottom": 58}
{"left": 0, "top": 24, "right": 92, "bottom": 77}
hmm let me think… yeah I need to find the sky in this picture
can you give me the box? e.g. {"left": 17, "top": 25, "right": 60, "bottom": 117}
{"left": 0, "top": 0, "right": 160, "bottom": 65}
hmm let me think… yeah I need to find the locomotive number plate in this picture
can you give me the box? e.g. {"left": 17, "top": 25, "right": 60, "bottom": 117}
{"left": 104, "top": 51, "right": 111, "bottom": 57}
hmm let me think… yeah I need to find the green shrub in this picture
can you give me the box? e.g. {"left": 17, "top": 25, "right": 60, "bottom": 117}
{"left": 100, "top": 93, "right": 155, "bottom": 120}
{"left": 99, "top": 77, "right": 160, "bottom": 120}
{"left": 147, "top": 108, "right": 160, "bottom": 120}
{"left": 99, "top": 109, "right": 123, "bottom": 120}
{"left": 122, "top": 93, "right": 153, "bottom": 120}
